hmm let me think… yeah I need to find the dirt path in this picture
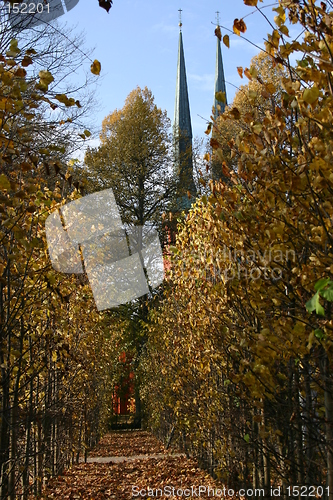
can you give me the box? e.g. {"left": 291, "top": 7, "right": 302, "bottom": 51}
{"left": 40, "top": 430, "right": 224, "bottom": 499}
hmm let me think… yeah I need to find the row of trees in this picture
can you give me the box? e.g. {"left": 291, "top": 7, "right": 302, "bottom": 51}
{"left": 83, "top": 85, "right": 209, "bottom": 425}
{"left": 6, "top": 0, "right": 333, "bottom": 497}
{"left": 0, "top": 11, "right": 115, "bottom": 499}
{"left": 0, "top": 7, "right": 202, "bottom": 494}
{"left": 141, "top": 1, "right": 333, "bottom": 498}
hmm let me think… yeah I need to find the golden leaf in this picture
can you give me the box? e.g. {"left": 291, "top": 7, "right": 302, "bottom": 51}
{"left": 0, "top": 174, "right": 11, "bottom": 190}
{"left": 215, "top": 91, "right": 226, "bottom": 103}
{"left": 249, "top": 66, "right": 258, "bottom": 79}
{"left": 233, "top": 21, "right": 240, "bottom": 36}
{"left": 265, "top": 82, "right": 276, "bottom": 94}
{"left": 223, "top": 34, "right": 230, "bottom": 48}
{"left": 38, "top": 70, "right": 54, "bottom": 85}
{"left": 91, "top": 60, "right": 101, "bottom": 76}
{"left": 303, "top": 86, "right": 320, "bottom": 104}
{"left": 280, "top": 25, "right": 289, "bottom": 36}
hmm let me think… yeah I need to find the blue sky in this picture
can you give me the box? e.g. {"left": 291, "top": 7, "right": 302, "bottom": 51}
{"left": 57, "top": 0, "right": 291, "bottom": 144}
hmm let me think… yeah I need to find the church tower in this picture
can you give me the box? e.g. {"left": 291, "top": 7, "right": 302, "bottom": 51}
{"left": 213, "top": 12, "right": 227, "bottom": 118}
{"left": 173, "top": 9, "right": 196, "bottom": 211}
{"left": 212, "top": 12, "right": 229, "bottom": 181}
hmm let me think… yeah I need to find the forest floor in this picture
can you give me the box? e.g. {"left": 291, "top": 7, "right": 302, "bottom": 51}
{"left": 39, "top": 430, "right": 225, "bottom": 499}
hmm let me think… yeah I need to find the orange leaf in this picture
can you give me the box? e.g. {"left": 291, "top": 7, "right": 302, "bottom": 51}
{"left": 15, "top": 67, "right": 26, "bottom": 78}
{"left": 237, "top": 67, "right": 243, "bottom": 78}
{"left": 222, "top": 162, "right": 231, "bottom": 177}
{"left": 233, "top": 22, "right": 240, "bottom": 36}
{"left": 205, "top": 123, "right": 212, "bottom": 135}
{"left": 210, "top": 138, "right": 220, "bottom": 150}
{"left": 21, "top": 56, "right": 33, "bottom": 67}
{"left": 244, "top": 68, "right": 252, "bottom": 80}
{"left": 233, "top": 18, "right": 247, "bottom": 36}
{"left": 215, "top": 26, "right": 222, "bottom": 41}
{"left": 230, "top": 108, "right": 241, "bottom": 119}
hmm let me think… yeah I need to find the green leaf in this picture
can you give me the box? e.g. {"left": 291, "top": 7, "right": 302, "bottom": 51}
{"left": 297, "top": 59, "right": 309, "bottom": 68}
{"left": 321, "top": 286, "right": 333, "bottom": 302}
{"left": 244, "top": 434, "right": 250, "bottom": 443}
{"left": 306, "top": 292, "right": 317, "bottom": 312}
{"left": 314, "top": 329, "right": 325, "bottom": 340}
{"left": 314, "top": 278, "right": 331, "bottom": 291}
{"left": 169, "top": 246, "right": 178, "bottom": 254}
{"left": 316, "top": 300, "right": 325, "bottom": 316}
{"left": 305, "top": 291, "right": 325, "bottom": 315}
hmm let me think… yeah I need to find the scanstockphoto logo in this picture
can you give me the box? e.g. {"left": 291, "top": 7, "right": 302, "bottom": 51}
{"left": 172, "top": 247, "right": 296, "bottom": 283}
{"left": 6, "top": 0, "right": 79, "bottom": 29}
{"left": 45, "top": 189, "right": 164, "bottom": 311}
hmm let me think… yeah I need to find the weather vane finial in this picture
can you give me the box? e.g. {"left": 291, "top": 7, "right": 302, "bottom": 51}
{"left": 178, "top": 8, "right": 182, "bottom": 30}
{"left": 216, "top": 11, "right": 220, "bottom": 27}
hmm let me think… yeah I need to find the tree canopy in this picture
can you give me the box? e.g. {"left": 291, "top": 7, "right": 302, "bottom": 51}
{"left": 85, "top": 86, "right": 174, "bottom": 230}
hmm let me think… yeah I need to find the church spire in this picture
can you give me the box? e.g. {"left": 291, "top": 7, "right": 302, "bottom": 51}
{"left": 174, "top": 9, "right": 192, "bottom": 145}
{"left": 214, "top": 12, "right": 227, "bottom": 118}
{"left": 173, "top": 9, "right": 196, "bottom": 210}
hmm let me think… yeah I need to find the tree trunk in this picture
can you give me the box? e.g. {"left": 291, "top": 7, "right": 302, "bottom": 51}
{"left": 320, "top": 351, "right": 333, "bottom": 500}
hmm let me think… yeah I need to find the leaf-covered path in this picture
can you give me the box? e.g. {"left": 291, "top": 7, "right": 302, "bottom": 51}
{"left": 38, "top": 431, "right": 224, "bottom": 499}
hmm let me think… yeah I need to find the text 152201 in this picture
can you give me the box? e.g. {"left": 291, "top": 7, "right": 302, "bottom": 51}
{"left": 7, "top": 3, "right": 50, "bottom": 14}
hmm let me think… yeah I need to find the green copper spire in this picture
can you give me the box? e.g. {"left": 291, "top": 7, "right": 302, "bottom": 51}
{"left": 173, "top": 10, "right": 196, "bottom": 210}
{"left": 214, "top": 12, "right": 227, "bottom": 118}
{"left": 174, "top": 27, "right": 192, "bottom": 141}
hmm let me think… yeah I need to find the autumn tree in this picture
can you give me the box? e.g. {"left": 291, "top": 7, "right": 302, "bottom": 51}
{"left": 0, "top": 33, "right": 111, "bottom": 499}
{"left": 142, "top": 0, "right": 333, "bottom": 497}
{"left": 0, "top": 5, "right": 99, "bottom": 183}
{"left": 84, "top": 86, "right": 173, "bottom": 425}
{"left": 85, "top": 86, "right": 173, "bottom": 230}
{"left": 210, "top": 51, "right": 287, "bottom": 179}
